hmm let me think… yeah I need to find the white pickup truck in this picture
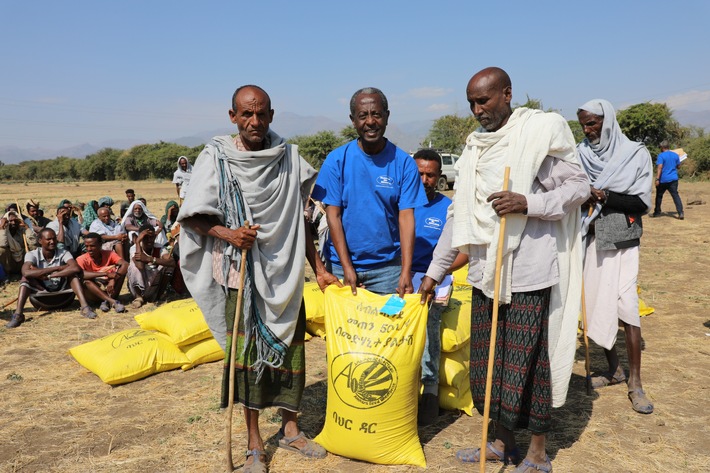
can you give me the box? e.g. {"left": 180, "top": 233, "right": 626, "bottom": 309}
{"left": 438, "top": 153, "right": 460, "bottom": 190}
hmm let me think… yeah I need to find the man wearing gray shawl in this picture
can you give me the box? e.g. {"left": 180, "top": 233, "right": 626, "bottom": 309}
{"left": 178, "top": 85, "right": 338, "bottom": 472}
{"left": 577, "top": 99, "right": 654, "bottom": 414}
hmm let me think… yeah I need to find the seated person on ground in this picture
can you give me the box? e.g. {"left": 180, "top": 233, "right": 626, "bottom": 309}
{"left": 120, "top": 189, "right": 135, "bottom": 220}
{"left": 90, "top": 207, "right": 128, "bottom": 260}
{"left": 76, "top": 233, "right": 128, "bottom": 314}
{"left": 5, "top": 228, "right": 97, "bottom": 329}
{"left": 0, "top": 211, "right": 36, "bottom": 274}
{"left": 121, "top": 201, "right": 164, "bottom": 246}
{"left": 24, "top": 200, "right": 51, "bottom": 236}
{"left": 82, "top": 199, "right": 99, "bottom": 232}
{"left": 127, "top": 224, "right": 175, "bottom": 308}
{"left": 47, "top": 200, "right": 85, "bottom": 257}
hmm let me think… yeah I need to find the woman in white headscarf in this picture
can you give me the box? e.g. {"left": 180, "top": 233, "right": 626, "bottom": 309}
{"left": 172, "top": 156, "right": 193, "bottom": 201}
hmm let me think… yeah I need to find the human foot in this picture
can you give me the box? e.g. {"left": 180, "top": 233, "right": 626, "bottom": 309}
{"left": 628, "top": 388, "right": 654, "bottom": 414}
{"left": 277, "top": 430, "right": 326, "bottom": 458}
{"left": 456, "top": 441, "right": 521, "bottom": 465}
{"left": 591, "top": 368, "right": 626, "bottom": 388}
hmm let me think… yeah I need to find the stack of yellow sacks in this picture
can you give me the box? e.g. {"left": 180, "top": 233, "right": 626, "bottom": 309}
{"left": 437, "top": 265, "right": 474, "bottom": 415}
{"left": 69, "top": 299, "right": 224, "bottom": 385}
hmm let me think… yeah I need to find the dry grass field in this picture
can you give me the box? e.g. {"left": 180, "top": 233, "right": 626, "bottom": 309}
{"left": 1, "top": 180, "right": 709, "bottom": 472}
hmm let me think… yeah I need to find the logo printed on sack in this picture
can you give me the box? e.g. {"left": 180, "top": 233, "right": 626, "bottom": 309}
{"left": 376, "top": 175, "right": 394, "bottom": 187}
{"left": 331, "top": 353, "right": 398, "bottom": 409}
{"left": 110, "top": 329, "right": 152, "bottom": 348}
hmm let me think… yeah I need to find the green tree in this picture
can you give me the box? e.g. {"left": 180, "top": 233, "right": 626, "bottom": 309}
{"left": 684, "top": 135, "right": 710, "bottom": 177}
{"left": 340, "top": 125, "right": 358, "bottom": 141}
{"left": 567, "top": 120, "right": 585, "bottom": 144}
{"left": 617, "top": 103, "right": 683, "bottom": 155}
{"left": 423, "top": 115, "right": 479, "bottom": 153}
{"left": 289, "top": 130, "right": 345, "bottom": 169}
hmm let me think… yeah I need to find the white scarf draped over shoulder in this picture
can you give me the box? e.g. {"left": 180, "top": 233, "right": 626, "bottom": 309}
{"left": 177, "top": 131, "right": 316, "bottom": 373}
{"left": 576, "top": 99, "right": 653, "bottom": 236}
{"left": 452, "top": 107, "right": 584, "bottom": 407}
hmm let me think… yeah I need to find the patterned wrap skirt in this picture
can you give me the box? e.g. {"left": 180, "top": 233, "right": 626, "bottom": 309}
{"left": 469, "top": 286, "right": 552, "bottom": 433}
{"left": 220, "top": 289, "right": 306, "bottom": 412}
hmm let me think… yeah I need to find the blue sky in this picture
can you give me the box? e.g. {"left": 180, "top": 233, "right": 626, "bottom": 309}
{"left": 1, "top": 0, "right": 709, "bottom": 149}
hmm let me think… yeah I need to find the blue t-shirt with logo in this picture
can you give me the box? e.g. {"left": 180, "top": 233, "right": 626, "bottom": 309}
{"left": 657, "top": 150, "right": 680, "bottom": 183}
{"left": 412, "top": 192, "right": 451, "bottom": 273}
{"left": 312, "top": 139, "right": 427, "bottom": 270}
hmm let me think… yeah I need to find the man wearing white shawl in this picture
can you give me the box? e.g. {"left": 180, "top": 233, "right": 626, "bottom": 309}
{"left": 420, "top": 68, "right": 588, "bottom": 473}
{"left": 172, "top": 156, "right": 192, "bottom": 200}
{"left": 178, "top": 85, "right": 339, "bottom": 472}
{"left": 577, "top": 99, "right": 654, "bottom": 414}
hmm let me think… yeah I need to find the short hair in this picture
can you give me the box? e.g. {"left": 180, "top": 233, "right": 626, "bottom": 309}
{"left": 39, "top": 227, "right": 56, "bottom": 240}
{"left": 84, "top": 232, "right": 103, "bottom": 244}
{"left": 26, "top": 202, "right": 38, "bottom": 212}
{"left": 350, "top": 87, "right": 389, "bottom": 115}
{"left": 660, "top": 140, "right": 670, "bottom": 149}
{"left": 413, "top": 149, "right": 443, "bottom": 170}
{"left": 232, "top": 85, "right": 272, "bottom": 111}
{"left": 125, "top": 189, "right": 135, "bottom": 194}
{"left": 138, "top": 223, "right": 154, "bottom": 234}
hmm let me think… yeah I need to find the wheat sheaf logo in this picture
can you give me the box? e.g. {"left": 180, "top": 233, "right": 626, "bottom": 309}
{"left": 330, "top": 353, "right": 397, "bottom": 409}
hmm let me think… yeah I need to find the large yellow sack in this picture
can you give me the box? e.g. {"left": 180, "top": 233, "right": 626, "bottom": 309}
{"left": 134, "top": 298, "right": 211, "bottom": 347}
{"left": 69, "top": 329, "right": 189, "bottom": 385}
{"left": 439, "top": 382, "right": 474, "bottom": 416}
{"left": 314, "top": 286, "right": 428, "bottom": 468}
{"left": 306, "top": 319, "right": 326, "bottom": 338}
{"left": 440, "top": 286, "right": 472, "bottom": 353}
{"left": 181, "top": 337, "right": 225, "bottom": 370}
{"left": 452, "top": 264, "right": 470, "bottom": 286}
{"left": 638, "top": 287, "right": 655, "bottom": 317}
{"left": 303, "top": 281, "right": 326, "bottom": 323}
{"left": 439, "top": 343, "right": 470, "bottom": 388}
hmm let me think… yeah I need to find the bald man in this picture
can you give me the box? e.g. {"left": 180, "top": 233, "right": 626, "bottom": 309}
{"left": 420, "top": 67, "right": 589, "bottom": 472}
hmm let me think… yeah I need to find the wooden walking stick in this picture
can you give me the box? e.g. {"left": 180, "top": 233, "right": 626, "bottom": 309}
{"left": 480, "top": 167, "right": 510, "bottom": 473}
{"left": 581, "top": 282, "right": 592, "bottom": 395}
{"left": 226, "top": 221, "right": 250, "bottom": 472}
{"left": 14, "top": 200, "right": 30, "bottom": 253}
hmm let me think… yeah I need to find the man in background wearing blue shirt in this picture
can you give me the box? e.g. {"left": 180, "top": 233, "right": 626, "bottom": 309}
{"left": 312, "top": 87, "right": 427, "bottom": 296}
{"left": 651, "top": 141, "right": 684, "bottom": 219}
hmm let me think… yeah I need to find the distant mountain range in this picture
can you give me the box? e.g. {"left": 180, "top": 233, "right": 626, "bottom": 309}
{"left": 2, "top": 109, "right": 708, "bottom": 165}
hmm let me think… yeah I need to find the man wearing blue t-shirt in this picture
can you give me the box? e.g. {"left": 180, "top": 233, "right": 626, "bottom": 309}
{"left": 312, "top": 87, "right": 427, "bottom": 296}
{"left": 651, "top": 141, "right": 684, "bottom": 219}
{"left": 412, "top": 149, "right": 452, "bottom": 425}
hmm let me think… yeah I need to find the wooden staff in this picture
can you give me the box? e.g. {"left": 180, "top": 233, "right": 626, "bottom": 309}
{"left": 581, "top": 205, "right": 594, "bottom": 395}
{"left": 480, "top": 167, "right": 510, "bottom": 473}
{"left": 15, "top": 200, "right": 30, "bottom": 253}
{"left": 2, "top": 297, "right": 19, "bottom": 309}
{"left": 226, "top": 221, "right": 250, "bottom": 472}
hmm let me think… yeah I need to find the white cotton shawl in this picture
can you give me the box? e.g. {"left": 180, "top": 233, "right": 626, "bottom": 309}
{"left": 577, "top": 99, "right": 653, "bottom": 236}
{"left": 452, "top": 107, "right": 584, "bottom": 407}
{"left": 177, "top": 131, "right": 316, "bottom": 360}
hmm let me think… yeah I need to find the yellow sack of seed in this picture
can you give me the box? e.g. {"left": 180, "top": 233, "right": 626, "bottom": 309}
{"left": 440, "top": 286, "right": 472, "bottom": 353}
{"left": 306, "top": 319, "right": 326, "bottom": 338}
{"left": 134, "top": 298, "right": 210, "bottom": 347}
{"left": 452, "top": 264, "right": 470, "bottom": 286}
{"left": 439, "top": 343, "right": 470, "bottom": 388}
{"left": 69, "top": 329, "right": 189, "bottom": 385}
{"left": 303, "top": 281, "right": 326, "bottom": 323}
{"left": 439, "top": 382, "right": 474, "bottom": 416}
{"left": 181, "top": 337, "right": 225, "bottom": 370}
{"left": 314, "top": 286, "right": 427, "bottom": 468}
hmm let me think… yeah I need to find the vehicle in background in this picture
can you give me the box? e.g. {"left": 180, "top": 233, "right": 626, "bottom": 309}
{"left": 439, "top": 153, "right": 459, "bottom": 190}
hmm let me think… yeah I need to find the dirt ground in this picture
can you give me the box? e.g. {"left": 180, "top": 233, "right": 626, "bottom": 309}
{"left": 1, "top": 180, "right": 709, "bottom": 473}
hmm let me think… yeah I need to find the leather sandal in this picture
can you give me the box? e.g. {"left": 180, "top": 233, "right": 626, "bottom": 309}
{"left": 512, "top": 455, "right": 552, "bottom": 472}
{"left": 80, "top": 306, "right": 97, "bottom": 319}
{"left": 277, "top": 429, "right": 326, "bottom": 458}
{"left": 591, "top": 370, "right": 626, "bottom": 389}
{"left": 456, "top": 442, "right": 521, "bottom": 465}
{"left": 628, "top": 388, "right": 654, "bottom": 414}
{"left": 243, "top": 448, "right": 267, "bottom": 473}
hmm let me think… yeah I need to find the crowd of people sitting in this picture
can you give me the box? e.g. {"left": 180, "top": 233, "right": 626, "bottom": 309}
{"left": 0, "top": 175, "right": 190, "bottom": 328}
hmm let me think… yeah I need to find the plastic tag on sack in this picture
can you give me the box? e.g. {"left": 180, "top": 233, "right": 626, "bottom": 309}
{"left": 379, "top": 295, "right": 405, "bottom": 317}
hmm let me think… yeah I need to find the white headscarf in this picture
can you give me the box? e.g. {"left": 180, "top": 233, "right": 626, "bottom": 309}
{"left": 577, "top": 99, "right": 653, "bottom": 235}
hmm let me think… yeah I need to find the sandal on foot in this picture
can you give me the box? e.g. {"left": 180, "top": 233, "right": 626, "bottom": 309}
{"left": 512, "top": 455, "right": 552, "bottom": 472}
{"left": 628, "top": 388, "right": 654, "bottom": 414}
{"left": 277, "top": 430, "right": 326, "bottom": 459}
{"left": 456, "top": 442, "right": 520, "bottom": 465}
{"left": 131, "top": 297, "right": 144, "bottom": 309}
{"left": 243, "top": 448, "right": 267, "bottom": 473}
{"left": 113, "top": 301, "right": 126, "bottom": 313}
{"left": 591, "top": 370, "right": 626, "bottom": 388}
{"left": 80, "top": 306, "right": 97, "bottom": 319}
{"left": 99, "top": 301, "right": 110, "bottom": 312}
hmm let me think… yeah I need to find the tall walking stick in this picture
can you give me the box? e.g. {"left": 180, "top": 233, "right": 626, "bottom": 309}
{"left": 581, "top": 282, "right": 592, "bottom": 395}
{"left": 14, "top": 200, "right": 30, "bottom": 253}
{"left": 480, "top": 167, "right": 510, "bottom": 473}
{"left": 226, "top": 221, "right": 250, "bottom": 472}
